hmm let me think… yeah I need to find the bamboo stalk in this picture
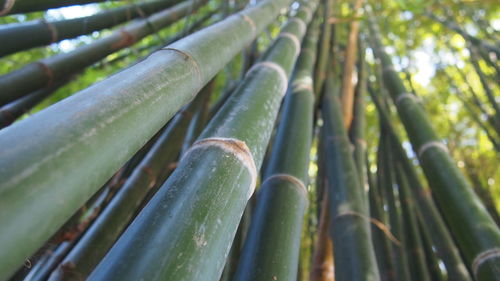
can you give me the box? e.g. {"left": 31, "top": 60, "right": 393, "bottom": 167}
{"left": 87, "top": 1, "right": 310, "bottom": 280}
{"left": 0, "top": 0, "right": 113, "bottom": 15}
{"left": 312, "top": 0, "right": 332, "bottom": 96}
{"left": 339, "top": 0, "right": 363, "bottom": 128}
{"left": 46, "top": 82, "right": 213, "bottom": 281}
{"left": 0, "top": 0, "right": 207, "bottom": 106}
{"left": 368, "top": 11, "right": 500, "bottom": 280}
{"left": 233, "top": 8, "right": 319, "bottom": 281}
{"left": 367, "top": 86, "right": 473, "bottom": 281}
{"left": 395, "top": 163, "right": 432, "bottom": 281}
{"left": 321, "top": 70, "right": 380, "bottom": 281}
{"left": 0, "top": 0, "right": 181, "bottom": 57}
{"left": 0, "top": 1, "right": 293, "bottom": 279}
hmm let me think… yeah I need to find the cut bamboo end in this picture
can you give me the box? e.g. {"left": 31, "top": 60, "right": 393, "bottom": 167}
{"left": 263, "top": 173, "right": 308, "bottom": 199}
{"left": 247, "top": 61, "right": 288, "bottom": 97}
{"left": 417, "top": 141, "right": 449, "bottom": 158}
{"left": 159, "top": 47, "right": 204, "bottom": 89}
{"left": 472, "top": 247, "right": 500, "bottom": 279}
{"left": 185, "top": 137, "right": 258, "bottom": 199}
{"left": 278, "top": 32, "right": 301, "bottom": 56}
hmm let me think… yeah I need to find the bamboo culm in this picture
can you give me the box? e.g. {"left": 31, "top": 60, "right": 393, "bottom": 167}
{"left": 0, "top": 0, "right": 111, "bottom": 15}
{"left": 0, "top": 0, "right": 293, "bottom": 279}
{"left": 233, "top": 6, "right": 319, "bottom": 281}
{"left": 368, "top": 10, "right": 500, "bottom": 280}
{"left": 0, "top": 0, "right": 208, "bottom": 106}
{"left": 367, "top": 86, "right": 473, "bottom": 281}
{"left": 0, "top": 0, "right": 181, "bottom": 57}
{"left": 321, "top": 71, "right": 380, "bottom": 281}
{"left": 87, "top": 0, "right": 311, "bottom": 280}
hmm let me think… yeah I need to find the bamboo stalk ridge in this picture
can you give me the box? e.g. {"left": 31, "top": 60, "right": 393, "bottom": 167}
{"left": 0, "top": 0, "right": 182, "bottom": 57}
{"left": 87, "top": 1, "right": 314, "bottom": 280}
{"left": 321, "top": 71, "right": 380, "bottom": 281}
{"left": 367, "top": 10, "right": 500, "bottom": 281}
{"left": 312, "top": 0, "right": 332, "bottom": 96}
{"left": 233, "top": 8, "right": 319, "bottom": 281}
{"left": 0, "top": 0, "right": 113, "bottom": 15}
{"left": 0, "top": 0, "right": 207, "bottom": 106}
{"left": 0, "top": 0, "right": 293, "bottom": 279}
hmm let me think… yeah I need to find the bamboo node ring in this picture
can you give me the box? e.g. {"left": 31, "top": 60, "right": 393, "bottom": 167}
{"left": 160, "top": 47, "right": 203, "bottom": 88}
{"left": 289, "top": 18, "right": 307, "bottom": 36}
{"left": 34, "top": 62, "right": 55, "bottom": 87}
{"left": 239, "top": 13, "right": 257, "bottom": 36}
{"left": 395, "top": 92, "right": 421, "bottom": 106}
{"left": 263, "top": 174, "right": 308, "bottom": 197}
{"left": 39, "top": 19, "right": 58, "bottom": 43}
{"left": 247, "top": 61, "right": 288, "bottom": 97}
{"left": 278, "top": 32, "right": 301, "bottom": 56}
{"left": 185, "top": 137, "right": 257, "bottom": 199}
{"left": 417, "top": 141, "right": 448, "bottom": 158}
{"left": 472, "top": 248, "right": 500, "bottom": 279}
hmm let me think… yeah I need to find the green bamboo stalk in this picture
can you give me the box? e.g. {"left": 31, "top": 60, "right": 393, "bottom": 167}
{"left": 419, "top": 221, "right": 445, "bottom": 281}
{"left": 0, "top": 80, "right": 66, "bottom": 129}
{"left": 321, "top": 70, "right": 380, "bottom": 281}
{"left": 378, "top": 132, "right": 412, "bottom": 281}
{"left": 367, "top": 10, "right": 500, "bottom": 280}
{"left": 233, "top": 8, "right": 319, "bottom": 281}
{"left": 0, "top": 0, "right": 207, "bottom": 106}
{"left": 313, "top": 0, "right": 332, "bottom": 96}
{"left": 367, "top": 156, "right": 395, "bottom": 281}
{"left": 86, "top": 2, "right": 311, "bottom": 280}
{"left": 46, "top": 83, "right": 213, "bottom": 281}
{"left": 349, "top": 42, "right": 367, "bottom": 197}
{"left": 367, "top": 86, "right": 473, "bottom": 281}
{"left": 180, "top": 79, "right": 215, "bottom": 155}
{"left": 17, "top": 133, "right": 161, "bottom": 281}
{"left": 0, "top": 0, "right": 113, "bottom": 15}
{"left": 0, "top": 0, "right": 293, "bottom": 279}
{"left": 395, "top": 163, "right": 432, "bottom": 281}
{"left": 3, "top": 11, "right": 215, "bottom": 130}
{"left": 0, "top": 0, "right": 181, "bottom": 57}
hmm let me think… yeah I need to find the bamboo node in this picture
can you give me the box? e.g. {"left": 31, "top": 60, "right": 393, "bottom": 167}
{"left": 186, "top": 137, "right": 257, "bottom": 199}
{"left": 111, "top": 29, "right": 137, "bottom": 50}
{"left": 39, "top": 19, "right": 59, "bottom": 43}
{"left": 472, "top": 248, "right": 500, "bottom": 279}
{"left": 247, "top": 61, "right": 288, "bottom": 97}
{"left": 0, "top": 0, "right": 15, "bottom": 16}
{"left": 382, "top": 64, "right": 395, "bottom": 73}
{"left": 278, "top": 32, "right": 301, "bottom": 56}
{"left": 238, "top": 13, "right": 257, "bottom": 37}
{"left": 34, "top": 62, "right": 55, "bottom": 87}
{"left": 263, "top": 173, "right": 308, "bottom": 197}
{"left": 417, "top": 141, "right": 448, "bottom": 158}
{"left": 292, "top": 81, "right": 313, "bottom": 93}
{"left": 395, "top": 92, "right": 421, "bottom": 106}
{"left": 159, "top": 47, "right": 203, "bottom": 89}
{"left": 288, "top": 18, "right": 307, "bottom": 36}
{"left": 334, "top": 210, "right": 401, "bottom": 246}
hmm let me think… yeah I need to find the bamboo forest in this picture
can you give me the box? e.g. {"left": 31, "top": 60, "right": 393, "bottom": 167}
{"left": 0, "top": 0, "right": 499, "bottom": 280}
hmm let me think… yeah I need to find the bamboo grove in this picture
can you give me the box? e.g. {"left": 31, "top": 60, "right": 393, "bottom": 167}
{"left": 0, "top": 0, "right": 498, "bottom": 281}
